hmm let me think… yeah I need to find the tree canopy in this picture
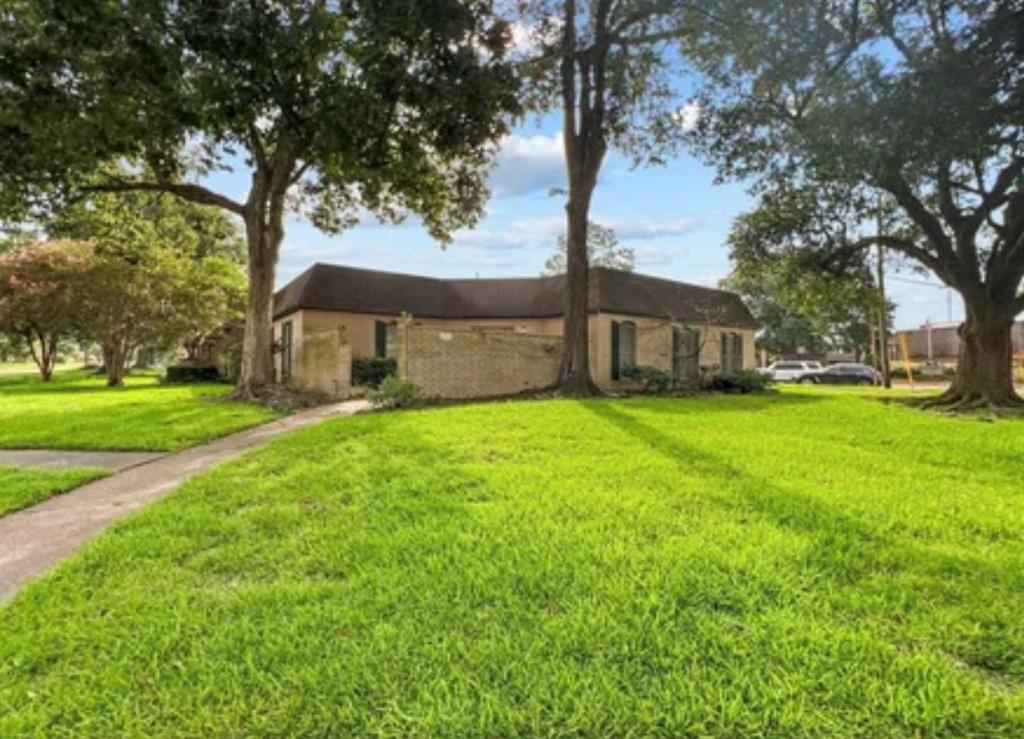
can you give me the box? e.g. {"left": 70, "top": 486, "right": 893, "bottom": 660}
{"left": 0, "top": 0, "right": 521, "bottom": 395}
{"left": 0, "top": 190, "right": 248, "bottom": 385}
{"left": 0, "top": 240, "right": 94, "bottom": 380}
{"left": 543, "top": 221, "right": 635, "bottom": 275}
{"left": 687, "top": 0, "right": 1024, "bottom": 406}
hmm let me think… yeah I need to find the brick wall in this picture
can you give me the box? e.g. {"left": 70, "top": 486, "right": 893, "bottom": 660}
{"left": 397, "top": 323, "right": 562, "bottom": 399}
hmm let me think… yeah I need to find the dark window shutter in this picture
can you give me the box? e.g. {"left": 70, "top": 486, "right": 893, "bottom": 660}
{"left": 611, "top": 320, "right": 621, "bottom": 380}
{"left": 374, "top": 321, "right": 388, "bottom": 358}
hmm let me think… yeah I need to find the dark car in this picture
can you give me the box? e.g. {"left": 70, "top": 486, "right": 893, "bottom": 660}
{"left": 795, "top": 363, "right": 880, "bottom": 386}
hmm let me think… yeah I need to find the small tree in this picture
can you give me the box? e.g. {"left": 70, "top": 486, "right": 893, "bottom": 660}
{"left": 688, "top": 0, "right": 1024, "bottom": 408}
{"left": 542, "top": 221, "right": 634, "bottom": 275}
{"left": 0, "top": 1, "right": 520, "bottom": 397}
{"left": 0, "top": 241, "right": 95, "bottom": 380}
{"left": 175, "top": 258, "right": 248, "bottom": 364}
{"left": 48, "top": 190, "right": 249, "bottom": 386}
{"left": 725, "top": 198, "right": 891, "bottom": 362}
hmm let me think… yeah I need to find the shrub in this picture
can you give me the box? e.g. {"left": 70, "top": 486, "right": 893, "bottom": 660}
{"left": 372, "top": 375, "right": 422, "bottom": 409}
{"left": 352, "top": 357, "right": 397, "bottom": 388}
{"left": 709, "top": 369, "right": 773, "bottom": 394}
{"left": 622, "top": 365, "right": 673, "bottom": 394}
{"left": 164, "top": 364, "right": 223, "bottom": 384}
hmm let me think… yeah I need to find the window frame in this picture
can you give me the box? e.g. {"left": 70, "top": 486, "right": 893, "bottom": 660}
{"left": 279, "top": 320, "right": 293, "bottom": 382}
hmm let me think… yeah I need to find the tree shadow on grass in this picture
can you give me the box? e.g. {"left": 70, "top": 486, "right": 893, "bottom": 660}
{"left": 617, "top": 390, "right": 829, "bottom": 416}
{"left": 581, "top": 400, "right": 1024, "bottom": 680}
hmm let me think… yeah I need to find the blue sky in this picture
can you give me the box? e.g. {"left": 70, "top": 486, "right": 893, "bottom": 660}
{"left": 208, "top": 112, "right": 961, "bottom": 331}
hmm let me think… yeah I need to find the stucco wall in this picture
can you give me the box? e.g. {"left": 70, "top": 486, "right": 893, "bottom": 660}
{"left": 295, "top": 329, "right": 352, "bottom": 398}
{"left": 590, "top": 312, "right": 756, "bottom": 388}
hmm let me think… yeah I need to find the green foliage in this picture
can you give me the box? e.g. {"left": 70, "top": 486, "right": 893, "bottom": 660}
{"left": 371, "top": 375, "right": 423, "bottom": 409}
{"left": 723, "top": 236, "right": 886, "bottom": 360}
{"left": 621, "top": 364, "right": 673, "bottom": 394}
{"left": 0, "top": 240, "right": 96, "bottom": 379}
{"left": 0, "top": 333, "right": 27, "bottom": 362}
{"left": 0, "top": 371, "right": 276, "bottom": 451}
{"left": 351, "top": 357, "right": 397, "bottom": 389}
{"left": 0, "top": 1, "right": 520, "bottom": 241}
{"left": 0, "top": 466, "right": 106, "bottom": 518}
{"left": 1, "top": 392, "right": 1023, "bottom": 735}
{"left": 709, "top": 369, "right": 774, "bottom": 394}
{"left": 687, "top": 0, "right": 1024, "bottom": 354}
{"left": 40, "top": 189, "right": 249, "bottom": 384}
{"left": 542, "top": 222, "right": 635, "bottom": 275}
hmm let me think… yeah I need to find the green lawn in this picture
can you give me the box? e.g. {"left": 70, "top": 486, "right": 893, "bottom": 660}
{"left": 0, "top": 370, "right": 278, "bottom": 451}
{"left": 0, "top": 466, "right": 107, "bottom": 517}
{"left": 1, "top": 388, "right": 1022, "bottom": 736}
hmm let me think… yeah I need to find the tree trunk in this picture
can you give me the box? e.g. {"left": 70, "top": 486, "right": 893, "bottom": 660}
{"left": 25, "top": 329, "right": 55, "bottom": 381}
{"left": 928, "top": 302, "right": 1021, "bottom": 408}
{"left": 558, "top": 196, "right": 600, "bottom": 396}
{"left": 236, "top": 209, "right": 284, "bottom": 399}
{"left": 102, "top": 337, "right": 128, "bottom": 387}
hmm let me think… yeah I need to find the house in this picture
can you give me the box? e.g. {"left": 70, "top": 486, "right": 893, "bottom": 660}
{"left": 272, "top": 263, "right": 758, "bottom": 398}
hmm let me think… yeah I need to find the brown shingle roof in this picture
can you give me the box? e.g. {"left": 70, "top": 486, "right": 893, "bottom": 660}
{"left": 273, "top": 263, "right": 756, "bottom": 328}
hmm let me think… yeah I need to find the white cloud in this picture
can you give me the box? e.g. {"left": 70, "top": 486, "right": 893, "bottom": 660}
{"left": 453, "top": 215, "right": 701, "bottom": 251}
{"left": 603, "top": 217, "right": 700, "bottom": 240}
{"left": 674, "top": 100, "right": 701, "bottom": 133}
{"left": 633, "top": 245, "right": 681, "bottom": 268}
{"left": 490, "top": 133, "right": 566, "bottom": 198}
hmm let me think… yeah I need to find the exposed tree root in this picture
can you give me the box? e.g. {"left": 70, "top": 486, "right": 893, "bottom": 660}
{"left": 556, "top": 377, "right": 604, "bottom": 398}
{"left": 910, "top": 387, "right": 1024, "bottom": 414}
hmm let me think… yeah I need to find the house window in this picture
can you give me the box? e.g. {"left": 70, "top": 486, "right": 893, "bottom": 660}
{"left": 611, "top": 320, "right": 637, "bottom": 380}
{"left": 720, "top": 330, "right": 730, "bottom": 372}
{"left": 374, "top": 320, "right": 389, "bottom": 358}
{"left": 279, "top": 320, "right": 293, "bottom": 382}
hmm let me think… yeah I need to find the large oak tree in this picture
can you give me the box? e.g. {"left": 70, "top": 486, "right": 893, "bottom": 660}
{"left": 0, "top": 0, "right": 520, "bottom": 396}
{"left": 688, "top": 0, "right": 1024, "bottom": 407}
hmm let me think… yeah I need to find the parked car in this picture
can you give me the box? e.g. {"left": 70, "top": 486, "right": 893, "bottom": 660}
{"left": 795, "top": 363, "right": 881, "bottom": 386}
{"left": 758, "top": 361, "right": 825, "bottom": 382}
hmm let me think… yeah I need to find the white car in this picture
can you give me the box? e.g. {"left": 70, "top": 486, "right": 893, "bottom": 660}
{"left": 758, "top": 361, "right": 825, "bottom": 382}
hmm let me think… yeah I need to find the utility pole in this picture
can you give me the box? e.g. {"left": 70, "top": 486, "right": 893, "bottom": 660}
{"left": 876, "top": 241, "right": 891, "bottom": 388}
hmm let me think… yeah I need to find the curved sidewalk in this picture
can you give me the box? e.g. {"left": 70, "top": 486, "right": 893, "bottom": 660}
{"left": 0, "top": 400, "right": 370, "bottom": 603}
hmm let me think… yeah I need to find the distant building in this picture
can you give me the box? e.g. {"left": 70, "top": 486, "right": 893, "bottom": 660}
{"left": 892, "top": 321, "right": 1024, "bottom": 361}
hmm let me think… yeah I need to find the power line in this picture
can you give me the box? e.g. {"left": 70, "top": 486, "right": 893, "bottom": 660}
{"left": 888, "top": 274, "right": 950, "bottom": 288}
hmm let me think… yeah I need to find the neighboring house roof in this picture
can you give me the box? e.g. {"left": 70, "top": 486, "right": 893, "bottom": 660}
{"left": 273, "top": 263, "right": 757, "bottom": 328}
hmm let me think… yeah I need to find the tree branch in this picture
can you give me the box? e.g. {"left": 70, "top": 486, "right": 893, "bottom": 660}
{"left": 85, "top": 181, "right": 247, "bottom": 216}
{"left": 875, "top": 166, "right": 959, "bottom": 271}
{"left": 848, "top": 234, "right": 948, "bottom": 280}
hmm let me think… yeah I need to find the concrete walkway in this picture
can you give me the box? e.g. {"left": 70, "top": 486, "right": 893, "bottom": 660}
{"left": 0, "top": 399, "right": 371, "bottom": 603}
{"left": 0, "top": 450, "right": 163, "bottom": 472}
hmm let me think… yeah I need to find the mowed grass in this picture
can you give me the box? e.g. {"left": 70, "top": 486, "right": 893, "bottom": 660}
{"left": 2, "top": 388, "right": 1023, "bottom": 736}
{"left": 0, "top": 466, "right": 106, "bottom": 517}
{"left": 0, "top": 370, "right": 278, "bottom": 451}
